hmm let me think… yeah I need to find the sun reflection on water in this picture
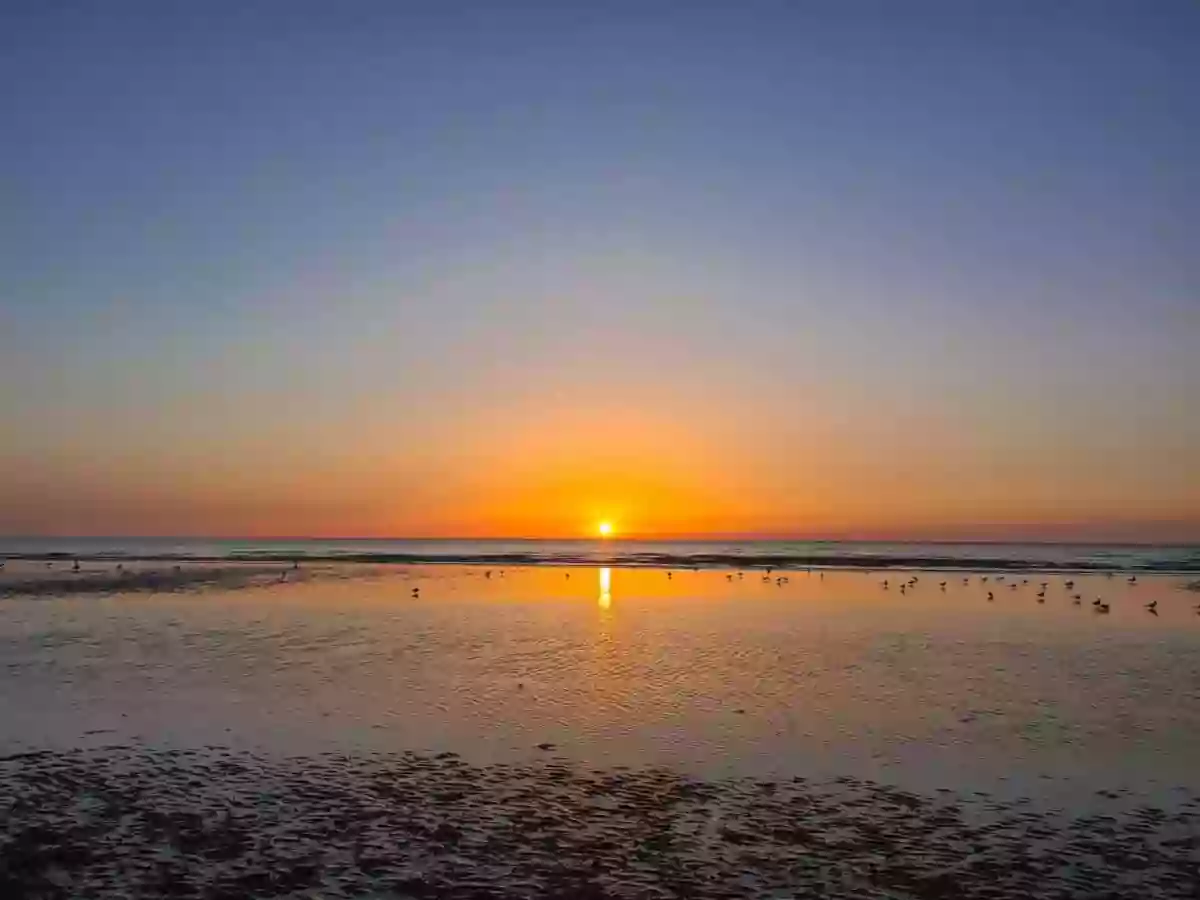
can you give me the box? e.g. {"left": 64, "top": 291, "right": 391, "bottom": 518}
{"left": 598, "top": 566, "right": 612, "bottom": 609}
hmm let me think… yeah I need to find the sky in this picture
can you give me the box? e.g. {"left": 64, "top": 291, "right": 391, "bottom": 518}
{"left": 1, "top": 1, "right": 1198, "bottom": 541}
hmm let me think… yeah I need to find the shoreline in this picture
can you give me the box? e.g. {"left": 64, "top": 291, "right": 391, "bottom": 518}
{"left": 4, "top": 551, "right": 1199, "bottom": 574}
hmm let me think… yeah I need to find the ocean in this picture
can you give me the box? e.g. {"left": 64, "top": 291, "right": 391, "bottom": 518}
{"left": 2, "top": 535, "right": 1199, "bottom": 571}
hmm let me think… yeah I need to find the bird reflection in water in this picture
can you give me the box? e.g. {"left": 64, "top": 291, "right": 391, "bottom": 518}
{"left": 598, "top": 567, "right": 612, "bottom": 609}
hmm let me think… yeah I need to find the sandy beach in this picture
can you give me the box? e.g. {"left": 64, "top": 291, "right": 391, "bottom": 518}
{"left": 4, "top": 745, "right": 1197, "bottom": 899}
{"left": 3, "top": 562, "right": 1200, "bottom": 896}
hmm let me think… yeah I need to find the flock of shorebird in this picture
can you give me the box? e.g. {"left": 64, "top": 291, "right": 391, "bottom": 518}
{"left": 646, "top": 566, "right": 1194, "bottom": 615}
{"left": 3, "top": 559, "right": 1198, "bottom": 616}
{"left": 872, "top": 571, "right": 1175, "bottom": 615}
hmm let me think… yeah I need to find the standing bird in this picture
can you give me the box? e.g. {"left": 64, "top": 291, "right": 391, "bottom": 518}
{"left": 1128, "top": 575, "right": 1138, "bottom": 585}
{"left": 1145, "top": 600, "right": 1158, "bottom": 612}
{"left": 987, "top": 591, "right": 994, "bottom": 601}
{"left": 939, "top": 581, "right": 946, "bottom": 590}
{"left": 1065, "top": 580, "right": 1075, "bottom": 590}
{"left": 485, "top": 570, "right": 492, "bottom": 579}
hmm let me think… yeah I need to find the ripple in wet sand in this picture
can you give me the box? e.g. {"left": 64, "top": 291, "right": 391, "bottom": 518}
{"left": 2, "top": 748, "right": 1198, "bottom": 899}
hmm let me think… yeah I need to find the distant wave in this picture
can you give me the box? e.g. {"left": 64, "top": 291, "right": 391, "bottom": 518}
{"left": 3, "top": 538, "right": 1199, "bottom": 572}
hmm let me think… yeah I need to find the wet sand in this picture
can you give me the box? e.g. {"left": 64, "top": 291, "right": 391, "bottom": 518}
{"left": 3, "top": 746, "right": 1198, "bottom": 899}
{"left": 0, "top": 559, "right": 363, "bottom": 598}
{"left": 2, "top": 565, "right": 1199, "bottom": 896}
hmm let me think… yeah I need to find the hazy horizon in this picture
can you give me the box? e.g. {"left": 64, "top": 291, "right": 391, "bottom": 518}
{"left": 3, "top": 2, "right": 1197, "bottom": 541}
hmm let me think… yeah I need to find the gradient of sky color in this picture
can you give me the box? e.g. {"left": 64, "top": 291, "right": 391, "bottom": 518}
{"left": 2, "top": 2, "right": 1198, "bottom": 540}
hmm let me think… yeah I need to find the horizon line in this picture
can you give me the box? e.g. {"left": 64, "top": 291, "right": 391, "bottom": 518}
{"left": 2, "top": 533, "right": 1198, "bottom": 548}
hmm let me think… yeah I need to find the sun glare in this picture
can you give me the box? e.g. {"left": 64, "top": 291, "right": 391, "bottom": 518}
{"left": 598, "top": 521, "right": 613, "bottom": 538}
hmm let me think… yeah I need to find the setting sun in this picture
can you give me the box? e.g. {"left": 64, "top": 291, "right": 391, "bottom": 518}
{"left": 598, "top": 521, "right": 613, "bottom": 538}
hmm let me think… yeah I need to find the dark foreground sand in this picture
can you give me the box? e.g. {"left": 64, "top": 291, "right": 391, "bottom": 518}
{"left": 2, "top": 748, "right": 1197, "bottom": 899}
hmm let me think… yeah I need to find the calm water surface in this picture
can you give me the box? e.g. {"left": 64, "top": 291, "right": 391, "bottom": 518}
{"left": 2, "top": 566, "right": 1198, "bottom": 809}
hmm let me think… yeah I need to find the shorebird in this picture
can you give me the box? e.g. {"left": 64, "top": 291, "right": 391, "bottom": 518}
{"left": 1037, "top": 591, "right": 1046, "bottom": 601}
{"left": 737, "top": 571, "right": 744, "bottom": 579}
{"left": 1145, "top": 600, "right": 1158, "bottom": 612}
{"left": 1022, "top": 579, "right": 1028, "bottom": 585}
{"left": 882, "top": 580, "right": 889, "bottom": 589}
{"left": 1072, "top": 596, "right": 1081, "bottom": 605}
{"left": 962, "top": 577, "right": 969, "bottom": 585}
{"left": 726, "top": 573, "right": 733, "bottom": 581}
{"left": 987, "top": 591, "right": 994, "bottom": 601}
{"left": 279, "top": 570, "right": 287, "bottom": 582}
{"left": 981, "top": 576, "right": 989, "bottom": 583}
{"left": 485, "top": 570, "right": 491, "bottom": 578}
{"left": 1096, "top": 602, "right": 1110, "bottom": 614}
{"left": 1009, "top": 583, "right": 1017, "bottom": 590}
{"left": 1065, "top": 580, "right": 1074, "bottom": 590}
{"left": 1072, "top": 594, "right": 1082, "bottom": 601}
{"left": 939, "top": 581, "right": 946, "bottom": 590}
{"left": 565, "top": 573, "right": 570, "bottom": 580}
{"left": 667, "top": 572, "right": 673, "bottom": 579}
{"left": 72, "top": 559, "right": 80, "bottom": 572}
{"left": 1128, "top": 575, "right": 1138, "bottom": 585}
{"left": 411, "top": 587, "right": 420, "bottom": 597}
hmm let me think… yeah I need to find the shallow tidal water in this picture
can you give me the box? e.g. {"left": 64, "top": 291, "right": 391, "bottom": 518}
{"left": 2, "top": 565, "right": 1198, "bottom": 807}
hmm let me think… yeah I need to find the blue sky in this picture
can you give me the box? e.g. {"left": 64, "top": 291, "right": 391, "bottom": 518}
{"left": 2, "top": 2, "right": 1197, "bottom": 538}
